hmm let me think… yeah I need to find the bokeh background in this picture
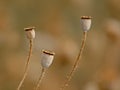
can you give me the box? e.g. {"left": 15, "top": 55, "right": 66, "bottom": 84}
{"left": 0, "top": 0, "right": 120, "bottom": 90}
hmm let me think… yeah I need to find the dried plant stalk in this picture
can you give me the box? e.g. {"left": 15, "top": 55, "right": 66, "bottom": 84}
{"left": 17, "top": 39, "right": 33, "bottom": 90}
{"left": 34, "top": 68, "right": 46, "bottom": 90}
{"left": 60, "top": 31, "right": 87, "bottom": 90}
{"left": 34, "top": 50, "right": 55, "bottom": 90}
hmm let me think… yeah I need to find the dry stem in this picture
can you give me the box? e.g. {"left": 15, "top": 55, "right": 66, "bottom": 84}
{"left": 17, "top": 39, "right": 33, "bottom": 90}
{"left": 60, "top": 31, "right": 87, "bottom": 90}
{"left": 34, "top": 68, "right": 46, "bottom": 90}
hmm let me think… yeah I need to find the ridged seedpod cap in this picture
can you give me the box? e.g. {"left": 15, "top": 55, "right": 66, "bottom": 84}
{"left": 24, "top": 27, "right": 35, "bottom": 39}
{"left": 41, "top": 50, "right": 55, "bottom": 68}
{"left": 80, "top": 16, "right": 92, "bottom": 32}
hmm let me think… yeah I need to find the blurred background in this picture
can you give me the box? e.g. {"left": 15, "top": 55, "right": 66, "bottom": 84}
{"left": 0, "top": 0, "right": 120, "bottom": 90}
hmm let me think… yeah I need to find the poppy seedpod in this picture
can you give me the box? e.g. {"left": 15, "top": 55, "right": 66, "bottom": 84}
{"left": 41, "top": 50, "right": 55, "bottom": 68}
{"left": 80, "top": 16, "right": 92, "bottom": 31}
{"left": 25, "top": 27, "right": 35, "bottom": 39}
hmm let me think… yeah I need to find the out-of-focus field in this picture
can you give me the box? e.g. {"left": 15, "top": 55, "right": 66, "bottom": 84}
{"left": 0, "top": 0, "right": 120, "bottom": 90}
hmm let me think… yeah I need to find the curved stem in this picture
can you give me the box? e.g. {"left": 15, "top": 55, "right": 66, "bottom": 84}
{"left": 34, "top": 68, "right": 46, "bottom": 90}
{"left": 17, "top": 39, "right": 33, "bottom": 90}
{"left": 60, "top": 31, "right": 87, "bottom": 90}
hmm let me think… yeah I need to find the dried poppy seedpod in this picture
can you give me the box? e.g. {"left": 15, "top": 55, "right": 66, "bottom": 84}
{"left": 80, "top": 16, "right": 92, "bottom": 31}
{"left": 17, "top": 27, "right": 35, "bottom": 90}
{"left": 41, "top": 50, "right": 55, "bottom": 68}
{"left": 25, "top": 27, "right": 35, "bottom": 39}
{"left": 61, "top": 16, "right": 92, "bottom": 90}
{"left": 34, "top": 50, "right": 55, "bottom": 90}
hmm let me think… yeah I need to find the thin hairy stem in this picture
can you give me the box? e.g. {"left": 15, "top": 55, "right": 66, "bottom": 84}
{"left": 60, "top": 31, "right": 87, "bottom": 90}
{"left": 34, "top": 68, "right": 46, "bottom": 90}
{"left": 17, "top": 39, "right": 33, "bottom": 90}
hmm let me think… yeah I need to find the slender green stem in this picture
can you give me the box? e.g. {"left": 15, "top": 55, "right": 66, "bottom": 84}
{"left": 17, "top": 39, "right": 33, "bottom": 90}
{"left": 60, "top": 31, "right": 87, "bottom": 90}
{"left": 34, "top": 68, "right": 46, "bottom": 90}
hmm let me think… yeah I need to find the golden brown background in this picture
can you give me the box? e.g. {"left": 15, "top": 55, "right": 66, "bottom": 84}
{"left": 0, "top": 0, "right": 120, "bottom": 90}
